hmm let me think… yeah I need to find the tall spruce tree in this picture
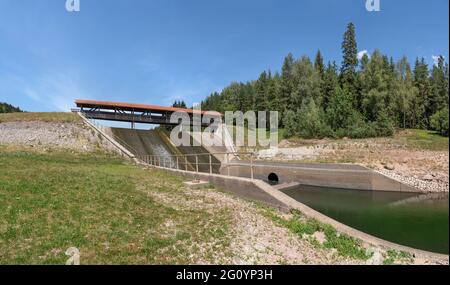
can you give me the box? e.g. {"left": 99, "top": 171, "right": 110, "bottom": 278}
{"left": 280, "top": 53, "right": 295, "bottom": 125}
{"left": 322, "top": 61, "right": 339, "bottom": 109}
{"left": 340, "top": 22, "right": 359, "bottom": 106}
{"left": 254, "top": 71, "right": 269, "bottom": 111}
{"left": 413, "top": 57, "right": 430, "bottom": 127}
{"left": 314, "top": 50, "right": 325, "bottom": 78}
{"left": 430, "top": 56, "right": 449, "bottom": 113}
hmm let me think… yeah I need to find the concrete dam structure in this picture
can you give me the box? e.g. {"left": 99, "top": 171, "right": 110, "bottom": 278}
{"left": 109, "top": 127, "right": 222, "bottom": 173}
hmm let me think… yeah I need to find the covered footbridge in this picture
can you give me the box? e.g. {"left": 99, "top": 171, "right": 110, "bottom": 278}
{"left": 74, "top": 99, "right": 221, "bottom": 128}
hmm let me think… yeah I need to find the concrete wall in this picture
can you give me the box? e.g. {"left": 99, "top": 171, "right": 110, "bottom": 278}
{"left": 222, "top": 162, "right": 420, "bottom": 193}
{"left": 151, "top": 166, "right": 290, "bottom": 211}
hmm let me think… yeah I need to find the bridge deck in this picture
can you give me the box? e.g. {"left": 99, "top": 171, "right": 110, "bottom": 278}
{"left": 74, "top": 99, "right": 221, "bottom": 126}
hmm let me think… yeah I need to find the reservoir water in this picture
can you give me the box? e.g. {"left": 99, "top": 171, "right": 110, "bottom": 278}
{"left": 282, "top": 185, "right": 449, "bottom": 254}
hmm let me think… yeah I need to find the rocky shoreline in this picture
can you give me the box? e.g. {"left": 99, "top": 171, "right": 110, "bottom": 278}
{"left": 378, "top": 169, "right": 449, "bottom": 193}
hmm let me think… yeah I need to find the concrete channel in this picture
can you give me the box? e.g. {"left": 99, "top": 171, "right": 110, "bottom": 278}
{"left": 223, "top": 160, "right": 421, "bottom": 193}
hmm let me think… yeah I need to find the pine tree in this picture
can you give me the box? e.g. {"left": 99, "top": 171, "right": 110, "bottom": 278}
{"left": 360, "top": 53, "right": 370, "bottom": 70}
{"left": 430, "top": 56, "right": 448, "bottom": 114}
{"left": 413, "top": 57, "right": 430, "bottom": 127}
{"left": 340, "top": 22, "right": 358, "bottom": 105}
{"left": 0, "top": 102, "right": 23, "bottom": 113}
{"left": 314, "top": 50, "right": 325, "bottom": 79}
{"left": 280, "top": 53, "right": 295, "bottom": 115}
{"left": 254, "top": 71, "right": 269, "bottom": 112}
{"left": 322, "top": 61, "right": 339, "bottom": 109}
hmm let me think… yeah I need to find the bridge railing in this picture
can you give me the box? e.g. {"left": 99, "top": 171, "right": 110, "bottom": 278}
{"left": 136, "top": 151, "right": 257, "bottom": 179}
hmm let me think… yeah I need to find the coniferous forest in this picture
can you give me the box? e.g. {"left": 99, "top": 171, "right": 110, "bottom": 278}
{"left": 201, "top": 23, "right": 449, "bottom": 138}
{"left": 0, "top": 102, "right": 22, "bottom": 113}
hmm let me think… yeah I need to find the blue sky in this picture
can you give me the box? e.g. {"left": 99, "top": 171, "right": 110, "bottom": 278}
{"left": 0, "top": 0, "right": 448, "bottom": 112}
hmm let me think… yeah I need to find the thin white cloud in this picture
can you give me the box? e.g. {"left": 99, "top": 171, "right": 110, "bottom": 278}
{"left": 357, "top": 50, "right": 369, "bottom": 60}
{"left": 22, "top": 73, "right": 88, "bottom": 111}
{"left": 432, "top": 55, "right": 444, "bottom": 66}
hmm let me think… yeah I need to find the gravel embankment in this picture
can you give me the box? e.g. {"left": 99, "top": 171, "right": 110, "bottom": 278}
{"left": 0, "top": 121, "right": 116, "bottom": 153}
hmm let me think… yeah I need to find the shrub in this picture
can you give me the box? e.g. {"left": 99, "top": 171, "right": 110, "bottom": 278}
{"left": 283, "top": 110, "right": 298, "bottom": 138}
{"left": 326, "top": 87, "right": 354, "bottom": 130}
{"left": 348, "top": 113, "right": 377, "bottom": 138}
{"left": 297, "top": 98, "right": 327, "bottom": 138}
{"left": 430, "top": 108, "right": 449, "bottom": 136}
{"left": 374, "top": 109, "right": 395, "bottom": 137}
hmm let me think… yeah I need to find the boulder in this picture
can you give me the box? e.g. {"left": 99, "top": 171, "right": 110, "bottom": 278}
{"left": 384, "top": 164, "right": 395, "bottom": 171}
{"left": 422, "top": 174, "right": 434, "bottom": 181}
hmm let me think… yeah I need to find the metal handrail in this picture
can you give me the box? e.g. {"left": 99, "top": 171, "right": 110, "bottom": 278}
{"left": 81, "top": 112, "right": 142, "bottom": 155}
{"left": 136, "top": 151, "right": 256, "bottom": 179}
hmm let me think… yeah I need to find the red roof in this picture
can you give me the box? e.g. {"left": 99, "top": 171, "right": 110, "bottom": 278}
{"left": 75, "top": 99, "right": 221, "bottom": 116}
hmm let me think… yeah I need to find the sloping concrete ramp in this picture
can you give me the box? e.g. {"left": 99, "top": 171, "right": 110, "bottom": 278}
{"left": 109, "top": 128, "right": 221, "bottom": 173}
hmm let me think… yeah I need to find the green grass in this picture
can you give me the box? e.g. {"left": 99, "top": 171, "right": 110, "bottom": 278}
{"left": 400, "top": 129, "right": 449, "bottom": 151}
{"left": 0, "top": 147, "right": 233, "bottom": 264}
{"left": 259, "top": 207, "right": 370, "bottom": 260}
{"left": 280, "top": 128, "right": 448, "bottom": 152}
{"left": 0, "top": 112, "right": 79, "bottom": 123}
{"left": 383, "top": 250, "right": 413, "bottom": 265}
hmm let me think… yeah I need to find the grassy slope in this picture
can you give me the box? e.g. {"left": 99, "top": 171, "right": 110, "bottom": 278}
{"left": 0, "top": 112, "right": 79, "bottom": 123}
{"left": 0, "top": 147, "right": 232, "bottom": 264}
{"left": 400, "top": 129, "right": 449, "bottom": 151}
{"left": 230, "top": 126, "right": 448, "bottom": 152}
{"left": 283, "top": 129, "right": 449, "bottom": 151}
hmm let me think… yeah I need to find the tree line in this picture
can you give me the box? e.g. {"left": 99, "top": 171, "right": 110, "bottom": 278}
{"left": 0, "top": 102, "right": 23, "bottom": 113}
{"left": 201, "top": 23, "right": 449, "bottom": 138}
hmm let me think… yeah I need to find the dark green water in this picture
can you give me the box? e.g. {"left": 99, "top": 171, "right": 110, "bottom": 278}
{"left": 282, "top": 185, "right": 449, "bottom": 254}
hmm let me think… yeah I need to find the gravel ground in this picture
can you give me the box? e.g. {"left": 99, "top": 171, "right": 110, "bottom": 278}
{"left": 145, "top": 184, "right": 363, "bottom": 265}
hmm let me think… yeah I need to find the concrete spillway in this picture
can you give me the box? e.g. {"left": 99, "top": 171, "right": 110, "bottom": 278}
{"left": 109, "top": 127, "right": 221, "bottom": 173}
{"left": 110, "top": 128, "right": 178, "bottom": 168}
